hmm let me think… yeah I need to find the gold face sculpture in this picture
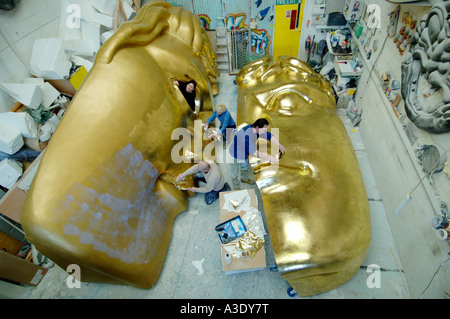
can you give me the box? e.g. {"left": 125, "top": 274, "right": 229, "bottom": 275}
{"left": 21, "top": 1, "right": 217, "bottom": 288}
{"left": 235, "top": 56, "right": 371, "bottom": 297}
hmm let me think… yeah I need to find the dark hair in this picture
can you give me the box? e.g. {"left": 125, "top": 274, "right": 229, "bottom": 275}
{"left": 252, "top": 118, "right": 269, "bottom": 128}
{"left": 187, "top": 80, "right": 197, "bottom": 88}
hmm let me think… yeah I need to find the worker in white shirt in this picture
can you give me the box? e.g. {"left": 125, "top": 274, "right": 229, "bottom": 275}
{"left": 176, "top": 160, "right": 230, "bottom": 205}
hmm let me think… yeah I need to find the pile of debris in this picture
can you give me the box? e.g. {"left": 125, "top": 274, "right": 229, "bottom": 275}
{"left": 0, "top": 0, "right": 141, "bottom": 190}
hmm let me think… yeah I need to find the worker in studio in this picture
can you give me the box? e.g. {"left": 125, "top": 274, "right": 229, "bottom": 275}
{"left": 173, "top": 79, "right": 197, "bottom": 112}
{"left": 229, "top": 118, "right": 285, "bottom": 190}
{"left": 203, "top": 104, "right": 237, "bottom": 147}
{"left": 176, "top": 160, "right": 231, "bottom": 205}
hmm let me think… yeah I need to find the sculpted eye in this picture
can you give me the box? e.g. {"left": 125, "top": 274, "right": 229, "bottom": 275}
{"left": 236, "top": 55, "right": 371, "bottom": 297}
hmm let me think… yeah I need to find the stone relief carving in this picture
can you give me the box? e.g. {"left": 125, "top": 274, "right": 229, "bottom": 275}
{"left": 401, "top": 0, "right": 450, "bottom": 133}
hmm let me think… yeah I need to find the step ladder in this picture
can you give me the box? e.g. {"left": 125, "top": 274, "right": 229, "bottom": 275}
{"left": 216, "top": 17, "right": 229, "bottom": 73}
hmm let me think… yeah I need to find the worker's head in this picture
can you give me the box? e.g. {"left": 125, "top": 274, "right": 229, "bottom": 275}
{"left": 198, "top": 161, "right": 210, "bottom": 174}
{"left": 186, "top": 80, "right": 197, "bottom": 93}
{"left": 252, "top": 118, "right": 269, "bottom": 134}
{"left": 217, "top": 104, "right": 227, "bottom": 115}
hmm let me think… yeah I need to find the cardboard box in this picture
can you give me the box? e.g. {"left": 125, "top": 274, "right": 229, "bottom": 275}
{"left": 0, "top": 251, "right": 48, "bottom": 286}
{"left": 0, "top": 151, "right": 44, "bottom": 223}
{"left": 0, "top": 230, "right": 24, "bottom": 255}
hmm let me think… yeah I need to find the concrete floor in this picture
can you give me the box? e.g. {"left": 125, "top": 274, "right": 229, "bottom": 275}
{"left": 12, "top": 74, "right": 409, "bottom": 299}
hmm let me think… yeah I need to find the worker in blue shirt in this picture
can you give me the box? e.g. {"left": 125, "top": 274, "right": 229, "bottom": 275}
{"left": 203, "top": 104, "right": 236, "bottom": 147}
{"left": 229, "top": 118, "right": 285, "bottom": 189}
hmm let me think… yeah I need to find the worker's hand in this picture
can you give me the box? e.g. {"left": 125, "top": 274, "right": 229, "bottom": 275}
{"left": 279, "top": 144, "right": 286, "bottom": 154}
{"left": 176, "top": 174, "right": 184, "bottom": 182}
{"left": 173, "top": 80, "right": 179, "bottom": 86}
{"left": 202, "top": 123, "right": 209, "bottom": 129}
{"left": 186, "top": 187, "right": 196, "bottom": 192}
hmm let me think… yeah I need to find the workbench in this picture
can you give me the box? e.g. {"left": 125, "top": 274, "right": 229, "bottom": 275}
{"left": 218, "top": 189, "right": 266, "bottom": 274}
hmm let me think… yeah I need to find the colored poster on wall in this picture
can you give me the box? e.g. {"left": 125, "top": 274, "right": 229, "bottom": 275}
{"left": 167, "top": 0, "right": 275, "bottom": 56}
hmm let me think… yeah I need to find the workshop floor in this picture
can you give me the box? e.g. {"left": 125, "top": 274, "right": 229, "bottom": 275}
{"left": 15, "top": 74, "right": 408, "bottom": 299}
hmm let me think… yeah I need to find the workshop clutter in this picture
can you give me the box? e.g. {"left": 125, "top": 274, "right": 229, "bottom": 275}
{"left": 0, "top": 80, "right": 69, "bottom": 190}
{"left": 218, "top": 189, "right": 267, "bottom": 272}
{"left": 0, "top": 0, "right": 141, "bottom": 190}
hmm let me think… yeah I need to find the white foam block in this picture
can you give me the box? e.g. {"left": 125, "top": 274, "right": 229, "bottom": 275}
{"left": 59, "top": 0, "right": 83, "bottom": 40}
{"left": 93, "top": 11, "right": 113, "bottom": 28}
{"left": 70, "top": 55, "right": 93, "bottom": 72}
{"left": 0, "top": 83, "right": 42, "bottom": 109}
{"left": 0, "top": 112, "right": 38, "bottom": 139}
{"left": 39, "top": 82, "right": 60, "bottom": 108}
{"left": 89, "top": 0, "right": 116, "bottom": 16}
{"left": 76, "top": 0, "right": 113, "bottom": 28}
{"left": 77, "top": 0, "right": 97, "bottom": 22}
{"left": 0, "top": 124, "right": 24, "bottom": 155}
{"left": 23, "top": 78, "right": 45, "bottom": 86}
{"left": 122, "top": 0, "right": 136, "bottom": 19}
{"left": 100, "top": 29, "right": 114, "bottom": 44}
{"left": 81, "top": 20, "right": 100, "bottom": 53}
{"left": 64, "top": 39, "right": 95, "bottom": 57}
{"left": 0, "top": 159, "right": 23, "bottom": 189}
{"left": 30, "top": 38, "right": 72, "bottom": 80}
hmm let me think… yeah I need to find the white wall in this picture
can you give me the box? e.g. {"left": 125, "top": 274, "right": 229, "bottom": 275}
{"left": 355, "top": 0, "right": 450, "bottom": 298}
{"left": 0, "top": 0, "right": 61, "bottom": 113}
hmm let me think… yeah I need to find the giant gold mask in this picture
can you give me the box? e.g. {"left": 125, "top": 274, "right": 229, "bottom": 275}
{"left": 21, "top": 1, "right": 217, "bottom": 288}
{"left": 236, "top": 56, "right": 371, "bottom": 297}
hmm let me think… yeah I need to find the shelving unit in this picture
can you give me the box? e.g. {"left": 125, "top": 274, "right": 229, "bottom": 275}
{"left": 350, "top": 26, "right": 447, "bottom": 219}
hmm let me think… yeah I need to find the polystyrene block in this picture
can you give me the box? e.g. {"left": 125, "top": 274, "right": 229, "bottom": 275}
{"left": 78, "top": 0, "right": 96, "bottom": 22}
{"left": 0, "top": 124, "right": 24, "bottom": 155}
{"left": 93, "top": 12, "right": 113, "bottom": 28}
{"left": 89, "top": 0, "right": 116, "bottom": 16}
{"left": 59, "top": 0, "right": 83, "bottom": 41}
{"left": 81, "top": 20, "right": 100, "bottom": 53}
{"left": 0, "top": 112, "right": 38, "bottom": 139}
{"left": 30, "top": 38, "right": 72, "bottom": 80}
{"left": 75, "top": 0, "right": 113, "bottom": 28}
{"left": 0, "top": 83, "right": 42, "bottom": 109}
{"left": 23, "top": 78, "right": 45, "bottom": 86}
{"left": 122, "top": 0, "right": 136, "bottom": 19}
{"left": 0, "top": 158, "right": 23, "bottom": 189}
{"left": 39, "top": 82, "right": 60, "bottom": 108}
{"left": 70, "top": 55, "right": 93, "bottom": 72}
{"left": 101, "top": 29, "right": 114, "bottom": 44}
{"left": 64, "top": 39, "right": 95, "bottom": 57}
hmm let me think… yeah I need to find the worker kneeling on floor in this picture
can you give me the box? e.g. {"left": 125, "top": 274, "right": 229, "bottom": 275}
{"left": 176, "top": 160, "right": 230, "bottom": 205}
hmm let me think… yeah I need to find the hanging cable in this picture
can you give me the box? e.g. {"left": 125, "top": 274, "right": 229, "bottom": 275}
{"left": 356, "top": 28, "right": 390, "bottom": 103}
{"left": 394, "top": 149, "right": 450, "bottom": 216}
{"left": 419, "top": 257, "right": 450, "bottom": 298}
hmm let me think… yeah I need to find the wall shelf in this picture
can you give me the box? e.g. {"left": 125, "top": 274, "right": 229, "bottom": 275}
{"left": 351, "top": 27, "right": 447, "bottom": 218}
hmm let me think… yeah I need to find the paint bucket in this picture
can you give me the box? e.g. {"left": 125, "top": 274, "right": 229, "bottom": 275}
{"left": 224, "top": 253, "right": 232, "bottom": 264}
{"left": 432, "top": 216, "right": 449, "bottom": 229}
{"left": 436, "top": 229, "right": 450, "bottom": 240}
